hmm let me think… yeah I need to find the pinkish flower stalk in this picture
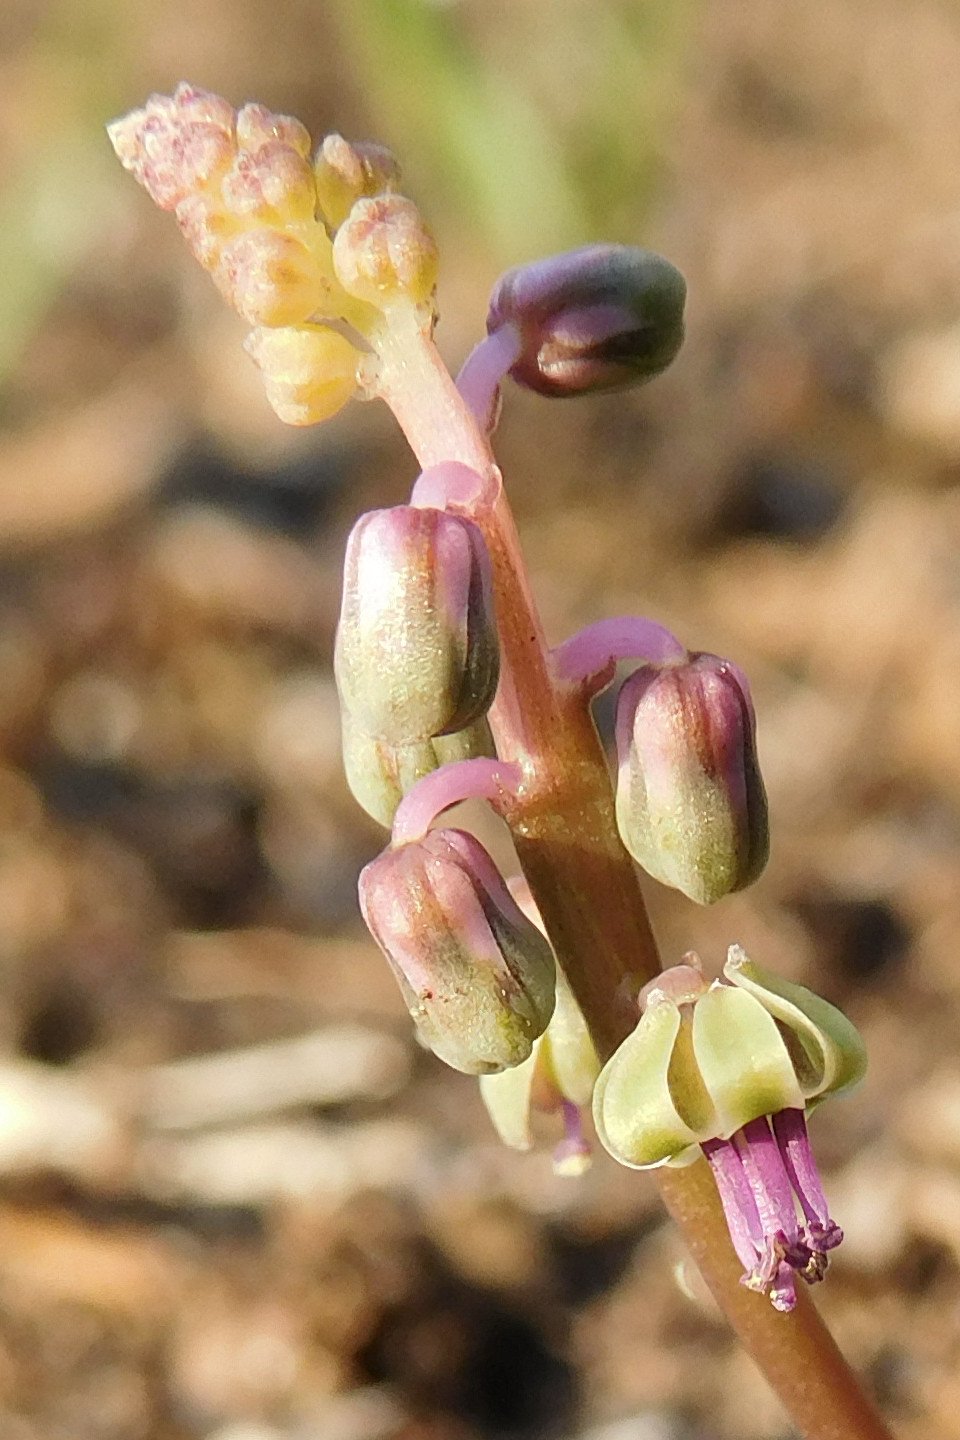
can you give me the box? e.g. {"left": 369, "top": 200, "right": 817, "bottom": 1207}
{"left": 551, "top": 615, "right": 688, "bottom": 694}
{"left": 390, "top": 756, "right": 524, "bottom": 845}
{"left": 455, "top": 324, "right": 523, "bottom": 433}
{"left": 410, "top": 461, "right": 498, "bottom": 514}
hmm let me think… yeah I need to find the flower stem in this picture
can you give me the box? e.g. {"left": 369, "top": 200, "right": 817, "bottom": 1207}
{"left": 370, "top": 304, "right": 895, "bottom": 1440}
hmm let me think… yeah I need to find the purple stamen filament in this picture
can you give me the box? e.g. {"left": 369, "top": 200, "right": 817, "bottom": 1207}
{"left": 552, "top": 1100, "right": 591, "bottom": 1176}
{"left": 701, "top": 1110, "right": 842, "bottom": 1313}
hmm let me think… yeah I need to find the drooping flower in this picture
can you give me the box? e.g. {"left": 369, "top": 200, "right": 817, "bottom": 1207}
{"left": 480, "top": 962, "right": 600, "bottom": 1175}
{"left": 359, "top": 829, "right": 555, "bottom": 1075}
{"left": 593, "top": 947, "right": 866, "bottom": 1311}
{"left": 335, "top": 504, "right": 499, "bottom": 747}
{"left": 614, "top": 652, "right": 769, "bottom": 904}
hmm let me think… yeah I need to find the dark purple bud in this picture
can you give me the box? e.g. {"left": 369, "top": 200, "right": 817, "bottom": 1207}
{"left": 359, "top": 829, "right": 556, "bottom": 1074}
{"left": 486, "top": 244, "right": 686, "bottom": 398}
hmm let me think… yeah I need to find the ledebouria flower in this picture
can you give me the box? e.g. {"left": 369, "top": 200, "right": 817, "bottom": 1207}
{"left": 593, "top": 948, "right": 866, "bottom": 1311}
{"left": 481, "top": 963, "right": 600, "bottom": 1176}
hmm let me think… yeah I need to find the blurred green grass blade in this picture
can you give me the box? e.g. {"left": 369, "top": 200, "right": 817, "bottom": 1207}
{"left": 329, "top": 0, "right": 588, "bottom": 260}
{"left": 0, "top": 139, "right": 112, "bottom": 388}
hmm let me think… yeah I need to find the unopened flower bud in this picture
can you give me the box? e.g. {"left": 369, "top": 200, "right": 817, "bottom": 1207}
{"left": 215, "top": 230, "right": 331, "bottom": 327}
{"left": 486, "top": 243, "right": 686, "bottom": 398}
{"left": 244, "top": 324, "right": 360, "bottom": 425}
{"left": 221, "top": 141, "right": 317, "bottom": 223}
{"left": 174, "top": 192, "right": 241, "bottom": 270}
{"left": 235, "top": 102, "right": 311, "bottom": 158}
{"left": 614, "top": 653, "right": 768, "bottom": 905}
{"left": 341, "top": 714, "right": 495, "bottom": 828}
{"left": 332, "top": 194, "right": 438, "bottom": 307}
{"left": 314, "top": 134, "right": 401, "bottom": 229}
{"left": 359, "top": 829, "right": 556, "bottom": 1074}
{"left": 335, "top": 506, "right": 499, "bottom": 746}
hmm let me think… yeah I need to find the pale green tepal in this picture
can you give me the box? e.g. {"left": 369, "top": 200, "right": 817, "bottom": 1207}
{"left": 480, "top": 965, "right": 600, "bottom": 1175}
{"left": 593, "top": 946, "right": 867, "bottom": 1311}
{"left": 593, "top": 946, "right": 866, "bottom": 1172}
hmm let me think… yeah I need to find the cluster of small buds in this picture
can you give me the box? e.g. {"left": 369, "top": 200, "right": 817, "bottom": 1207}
{"left": 107, "top": 84, "right": 438, "bottom": 424}
{"left": 111, "top": 92, "right": 869, "bottom": 1325}
{"left": 593, "top": 948, "right": 866, "bottom": 1310}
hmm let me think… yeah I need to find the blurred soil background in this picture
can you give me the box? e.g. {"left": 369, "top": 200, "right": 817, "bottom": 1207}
{"left": 0, "top": 0, "right": 956, "bottom": 1436}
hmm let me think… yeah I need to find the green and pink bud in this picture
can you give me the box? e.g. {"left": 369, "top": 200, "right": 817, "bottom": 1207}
{"left": 614, "top": 653, "right": 769, "bottom": 905}
{"left": 335, "top": 505, "right": 499, "bottom": 747}
{"left": 485, "top": 243, "right": 686, "bottom": 399}
{"left": 359, "top": 830, "right": 556, "bottom": 1075}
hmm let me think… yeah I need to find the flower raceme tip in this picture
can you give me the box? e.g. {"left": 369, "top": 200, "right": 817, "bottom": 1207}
{"left": 108, "top": 84, "right": 440, "bottom": 425}
{"left": 593, "top": 948, "right": 866, "bottom": 1310}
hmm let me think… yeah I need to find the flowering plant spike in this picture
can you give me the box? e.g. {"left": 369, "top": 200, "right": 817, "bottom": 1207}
{"left": 112, "top": 87, "right": 888, "bottom": 1440}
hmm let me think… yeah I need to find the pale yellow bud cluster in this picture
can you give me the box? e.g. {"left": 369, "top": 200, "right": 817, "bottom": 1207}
{"left": 109, "top": 83, "right": 440, "bottom": 426}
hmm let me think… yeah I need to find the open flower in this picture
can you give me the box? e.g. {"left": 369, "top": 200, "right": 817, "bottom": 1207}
{"left": 480, "top": 964, "right": 600, "bottom": 1175}
{"left": 593, "top": 947, "right": 866, "bottom": 1311}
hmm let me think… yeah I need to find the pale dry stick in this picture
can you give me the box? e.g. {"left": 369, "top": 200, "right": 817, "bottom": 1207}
{"left": 371, "top": 300, "right": 895, "bottom": 1440}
